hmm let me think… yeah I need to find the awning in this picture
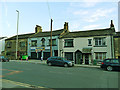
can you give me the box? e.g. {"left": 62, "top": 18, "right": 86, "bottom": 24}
{"left": 82, "top": 47, "right": 92, "bottom": 53}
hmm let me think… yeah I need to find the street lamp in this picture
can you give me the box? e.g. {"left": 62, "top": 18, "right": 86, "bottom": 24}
{"left": 16, "top": 10, "right": 19, "bottom": 60}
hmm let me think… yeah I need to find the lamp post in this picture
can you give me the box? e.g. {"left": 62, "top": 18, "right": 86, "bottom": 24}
{"left": 16, "top": 10, "right": 19, "bottom": 60}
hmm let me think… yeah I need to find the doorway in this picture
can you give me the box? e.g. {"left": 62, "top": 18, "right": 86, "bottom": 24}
{"left": 85, "top": 54, "right": 89, "bottom": 64}
{"left": 75, "top": 50, "right": 82, "bottom": 64}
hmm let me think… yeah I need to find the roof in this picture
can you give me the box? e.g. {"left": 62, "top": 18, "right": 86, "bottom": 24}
{"left": 0, "top": 37, "right": 7, "bottom": 40}
{"left": 60, "top": 28, "right": 115, "bottom": 38}
{"left": 30, "top": 29, "right": 65, "bottom": 38}
{"left": 114, "top": 31, "right": 120, "bottom": 38}
{"left": 5, "top": 33, "right": 35, "bottom": 40}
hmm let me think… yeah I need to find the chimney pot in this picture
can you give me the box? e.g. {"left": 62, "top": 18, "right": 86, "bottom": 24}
{"left": 64, "top": 22, "right": 69, "bottom": 30}
{"left": 110, "top": 20, "right": 114, "bottom": 28}
{"left": 35, "top": 25, "right": 42, "bottom": 33}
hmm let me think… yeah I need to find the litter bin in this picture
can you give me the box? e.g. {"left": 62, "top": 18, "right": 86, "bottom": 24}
{"left": 93, "top": 60, "right": 97, "bottom": 65}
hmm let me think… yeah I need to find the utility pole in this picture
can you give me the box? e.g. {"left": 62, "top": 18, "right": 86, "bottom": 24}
{"left": 16, "top": 10, "right": 19, "bottom": 60}
{"left": 50, "top": 19, "right": 53, "bottom": 57}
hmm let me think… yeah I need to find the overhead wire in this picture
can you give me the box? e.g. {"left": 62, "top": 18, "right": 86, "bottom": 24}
{"left": 46, "top": 0, "right": 52, "bottom": 19}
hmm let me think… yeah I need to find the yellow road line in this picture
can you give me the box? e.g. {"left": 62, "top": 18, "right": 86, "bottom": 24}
{"left": 0, "top": 69, "right": 23, "bottom": 77}
{"left": 1, "top": 79, "right": 46, "bottom": 88}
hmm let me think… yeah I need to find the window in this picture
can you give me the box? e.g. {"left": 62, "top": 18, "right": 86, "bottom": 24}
{"left": 94, "top": 38, "right": 106, "bottom": 46}
{"left": 41, "top": 38, "right": 45, "bottom": 46}
{"left": 57, "top": 57, "right": 62, "bottom": 60}
{"left": 111, "top": 59, "right": 119, "bottom": 64}
{"left": 88, "top": 39, "right": 92, "bottom": 46}
{"left": 20, "top": 42, "right": 25, "bottom": 47}
{"left": 105, "top": 60, "right": 110, "bottom": 63}
{"left": 31, "top": 40, "right": 37, "bottom": 47}
{"left": 49, "top": 39, "right": 56, "bottom": 46}
{"left": 6, "top": 42, "right": 12, "bottom": 48}
{"left": 65, "top": 52, "right": 73, "bottom": 61}
{"left": 64, "top": 39, "right": 73, "bottom": 47}
{"left": 95, "top": 52, "right": 106, "bottom": 60}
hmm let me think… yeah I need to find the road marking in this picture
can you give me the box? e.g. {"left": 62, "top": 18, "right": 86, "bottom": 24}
{"left": 1, "top": 79, "right": 47, "bottom": 88}
{"left": 0, "top": 69, "right": 23, "bottom": 77}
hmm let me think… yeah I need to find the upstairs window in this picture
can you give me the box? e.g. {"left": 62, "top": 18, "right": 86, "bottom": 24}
{"left": 20, "top": 42, "right": 25, "bottom": 47}
{"left": 88, "top": 39, "right": 92, "bottom": 46}
{"left": 64, "top": 39, "right": 73, "bottom": 47}
{"left": 31, "top": 40, "right": 37, "bottom": 47}
{"left": 6, "top": 42, "right": 12, "bottom": 48}
{"left": 41, "top": 38, "right": 45, "bottom": 46}
{"left": 49, "top": 39, "right": 56, "bottom": 46}
{"left": 94, "top": 37, "right": 106, "bottom": 46}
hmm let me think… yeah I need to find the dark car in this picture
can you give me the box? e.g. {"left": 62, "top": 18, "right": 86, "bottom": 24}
{"left": 101, "top": 58, "right": 120, "bottom": 71}
{"left": 0, "top": 56, "right": 9, "bottom": 62}
{"left": 47, "top": 56, "right": 74, "bottom": 67}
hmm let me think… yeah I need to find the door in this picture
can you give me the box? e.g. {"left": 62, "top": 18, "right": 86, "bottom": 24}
{"left": 110, "top": 59, "right": 120, "bottom": 70}
{"left": 75, "top": 50, "right": 82, "bottom": 64}
{"left": 43, "top": 52, "right": 50, "bottom": 60}
{"left": 38, "top": 52, "right": 41, "bottom": 60}
{"left": 85, "top": 54, "right": 89, "bottom": 64}
{"left": 54, "top": 50, "right": 58, "bottom": 56}
{"left": 31, "top": 52, "right": 37, "bottom": 59}
{"left": 55, "top": 57, "right": 64, "bottom": 66}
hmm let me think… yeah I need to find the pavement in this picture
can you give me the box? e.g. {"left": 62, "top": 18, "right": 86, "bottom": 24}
{"left": 10, "top": 59, "right": 100, "bottom": 68}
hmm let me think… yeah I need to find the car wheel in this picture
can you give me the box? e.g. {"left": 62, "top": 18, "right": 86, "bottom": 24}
{"left": 106, "top": 66, "right": 113, "bottom": 71}
{"left": 64, "top": 63, "right": 68, "bottom": 67}
{"left": 48, "top": 62, "right": 52, "bottom": 66}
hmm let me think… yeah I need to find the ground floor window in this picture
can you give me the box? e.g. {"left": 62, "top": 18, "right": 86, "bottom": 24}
{"left": 65, "top": 52, "right": 73, "bottom": 61}
{"left": 43, "top": 52, "right": 50, "bottom": 60}
{"left": 31, "top": 52, "right": 37, "bottom": 59}
{"left": 95, "top": 52, "right": 106, "bottom": 60}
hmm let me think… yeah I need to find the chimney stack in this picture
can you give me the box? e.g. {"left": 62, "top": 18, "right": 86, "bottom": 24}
{"left": 110, "top": 20, "right": 114, "bottom": 28}
{"left": 64, "top": 22, "right": 69, "bottom": 30}
{"left": 35, "top": 25, "right": 42, "bottom": 33}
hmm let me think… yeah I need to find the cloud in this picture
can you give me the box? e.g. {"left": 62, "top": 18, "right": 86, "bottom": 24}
{"left": 84, "top": 8, "right": 115, "bottom": 22}
{"left": 70, "top": 22, "right": 81, "bottom": 31}
{"left": 83, "top": 24, "right": 101, "bottom": 30}
{"left": 73, "top": 10, "right": 88, "bottom": 15}
{"left": 70, "top": 0, "right": 100, "bottom": 8}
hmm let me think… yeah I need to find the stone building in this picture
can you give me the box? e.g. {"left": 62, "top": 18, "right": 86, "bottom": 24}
{"left": 58, "top": 20, "right": 115, "bottom": 64}
{"left": 5, "top": 33, "right": 34, "bottom": 60}
{"left": 114, "top": 32, "right": 120, "bottom": 59}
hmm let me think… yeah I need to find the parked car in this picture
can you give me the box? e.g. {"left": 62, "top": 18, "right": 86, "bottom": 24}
{"left": 101, "top": 58, "right": 120, "bottom": 71}
{"left": 47, "top": 56, "right": 74, "bottom": 67}
{"left": 0, "top": 56, "right": 9, "bottom": 62}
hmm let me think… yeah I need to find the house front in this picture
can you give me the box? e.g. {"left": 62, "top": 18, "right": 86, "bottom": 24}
{"left": 5, "top": 33, "right": 34, "bottom": 60}
{"left": 28, "top": 22, "right": 69, "bottom": 60}
{"left": 114, "top": 32, "right": 120, "bottom": 59}
{"left": 59, "top": 21, "right": 115, "bottom": 64}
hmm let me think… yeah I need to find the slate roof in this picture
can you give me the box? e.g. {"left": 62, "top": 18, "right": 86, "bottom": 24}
{"left": 30, "top": 29, "right": 65, "bottom": 38}
{"left": 5, "top": 33, "right": 35, "bottom": 40}
{"left": 114, "top": 31, "right": 120, "bottom": 38}
{"left": 0, "top": 37, "right": 7, "bottom": 40}
{"left": 60, "top": 28, "right": 115, "bottom": 38}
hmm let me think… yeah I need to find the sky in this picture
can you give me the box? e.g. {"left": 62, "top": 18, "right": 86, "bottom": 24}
{"left": 0, "top": 0, "right": 120, "bottom": 38}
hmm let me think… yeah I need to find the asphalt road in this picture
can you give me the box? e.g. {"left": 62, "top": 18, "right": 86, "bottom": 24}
{"left": 1, "top": 61, "right": 120, "bottom": 89}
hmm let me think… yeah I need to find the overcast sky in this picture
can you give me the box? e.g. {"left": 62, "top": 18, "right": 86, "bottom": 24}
{"left": 0, "top": 0, "right": 119, "bottom": 37}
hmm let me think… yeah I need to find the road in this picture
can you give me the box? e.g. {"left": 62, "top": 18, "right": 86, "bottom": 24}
{"left": 1, "top": 61, "right": 119, "bottom": 89}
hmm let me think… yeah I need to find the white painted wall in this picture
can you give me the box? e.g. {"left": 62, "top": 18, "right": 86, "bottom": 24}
{"left": 59, "top": 35, "right": 113, "bottom": 62}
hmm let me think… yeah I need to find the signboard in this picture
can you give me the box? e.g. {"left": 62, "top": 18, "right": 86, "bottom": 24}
{"left": 36, "top": 47, "right": 45, "bottom": 51}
